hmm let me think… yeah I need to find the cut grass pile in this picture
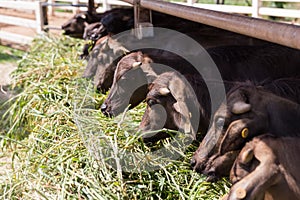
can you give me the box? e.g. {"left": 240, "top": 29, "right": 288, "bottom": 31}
{"left": 0, "top": 34, "right": 230, "bottom": 199}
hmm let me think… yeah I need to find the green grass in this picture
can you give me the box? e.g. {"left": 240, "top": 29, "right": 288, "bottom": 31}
{"left": 0, "top": 34, "right": 230, "bottom": 199}
{"left": 0, "top": 46, "right": 25, "bottom": 64}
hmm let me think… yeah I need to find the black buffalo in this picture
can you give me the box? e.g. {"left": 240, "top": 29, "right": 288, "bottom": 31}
{"left": 101, "top": 44, "right": 300, "bottom": 118}
{"left": 191, "top": 81, "right": 300, "bottom": 181}
{"left": 223, "top": 134, "right": 300, "bottom": 200}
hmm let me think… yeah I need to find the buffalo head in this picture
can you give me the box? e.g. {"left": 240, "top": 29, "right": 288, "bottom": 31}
{"left": 83, "top": 22, "right": 106, "bottom": 41}
{"left": 94, "top": 38, "right": 129, "bottom": 93}
{"left": 62, "top": 12, "right": 98, "bottom": 38}
{"left": 83, "top": 37, "right": 108, "bottom": 79}
{"left": 83, "top": 37, "right": 128, "bottom": 93}
{"left": 191, "top": 83, "right": 300, "bottom": 181}
{"left": 191, "top": 85, "right": 270, "bottom": 181}
{"left": 139, "top": 71, "right": 203, "bottom": 143}
{"left": 100, "top": 9, "right": 134, "bottom": 35}
{"left": 101, "top": 51, "right": 156, "bottom": 117}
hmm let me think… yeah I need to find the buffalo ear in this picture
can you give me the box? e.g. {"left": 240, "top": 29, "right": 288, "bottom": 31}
{"left": 159, "top": 88, "right": 170, "bottom": 96}
{"left": 143, "top": 56, "right": 153, "bottom": 64}
{"left": 231, "top": 101, "right": 251, "bottom": 114}
{"left": 168, "top": 75, "right": 198, "bottom": 140}
{"left": 240, "top": 147, "right": 254, "bottom": 164}
{"left": 114, "top": 46, "right": 129, "bottom": 56}
{"left": 136, "top": 51, "right": 144, "bottom": 62}
{"left": 173, "top": 102, "right": 180, "bottom": 113}
{"left": 103, "top": 39, "right": 110, "bottom": 50}
{"left": 83, "top": 22, "right": 89, "bottom": 28}
{"left": 132, "top": 61, "right": 142, "bottom": 69}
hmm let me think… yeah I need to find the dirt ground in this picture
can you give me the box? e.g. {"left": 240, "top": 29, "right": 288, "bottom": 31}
{"left": 0, "top": 62, "right": 17, "bottom": 99}
{"left": 0, "top": 63, "right": 18, "bottom": 183}
{"left": 0, "top": 62, "right": 16, "bottom": 86}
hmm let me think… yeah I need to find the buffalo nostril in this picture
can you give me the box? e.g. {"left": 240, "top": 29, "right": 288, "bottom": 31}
{"left": 101, "top": 103, "right": 107, "bottom": 112}
{"left": 206, "top": 170, "right": 217, "bottom": 182}
{"left": 207, "top": 170, "right": 216, "bottom": 177}
{"left": 91, "top": 33, "right": 99, "bottom": 40}
{"left": 190, "top": 158, "right": 197, "bottom": 168}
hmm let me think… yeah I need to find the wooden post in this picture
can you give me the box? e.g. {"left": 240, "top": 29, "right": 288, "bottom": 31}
{"left": 252, "top": 0, "right": 261, "bottom": 18}
{"left": 102, "top": 0, "right": 111, "bottom": 11}
{"left": 187, "top": 0, "right": 194, "bottom": 5}
{"left": 48, "top": 0, "right": 54, "bottom": 16}
{"left": 35, "top": 1, "right": 44, "bottom": 33}
{"left": 72, "top": 0, "right": 79, "bottom": 14}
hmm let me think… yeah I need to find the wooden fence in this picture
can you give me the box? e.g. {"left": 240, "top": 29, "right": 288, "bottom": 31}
{"left": 47, "top": 0, "right": 300, "bottom": 19}
{"left": 0, "top": 0, "right": 45, "bottom": 45}
{"left": 173, "top": 0, "right": 300, "bottom": 18}
{"left": 0, "top": 0, "right": 299, "bottom": 46}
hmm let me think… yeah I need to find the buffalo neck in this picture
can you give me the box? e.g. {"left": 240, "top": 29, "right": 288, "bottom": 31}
{"left": 267, "top": 96, "right": 300, "bottom": 136}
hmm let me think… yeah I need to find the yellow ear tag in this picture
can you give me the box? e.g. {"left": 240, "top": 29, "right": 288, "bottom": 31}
{"left": 241, "top": 128, "right": 249, "bottom": 138}
{"left": 236, "top": 187, "right": 247, "bottom": 199}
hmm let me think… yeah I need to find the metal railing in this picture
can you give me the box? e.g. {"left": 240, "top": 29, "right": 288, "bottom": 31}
{"left": 121, "top": 0, "right": 300, "bottom": 49}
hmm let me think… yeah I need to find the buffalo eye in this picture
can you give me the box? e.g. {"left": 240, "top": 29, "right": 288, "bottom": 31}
{"left": 147, "top": 99, "right": 157, "bottom": 107}
{"left": 119, "top": 75, "right": 127, "bottom": 80}
{"left": 215, "top": 117, "right": 225, "bottom": 129}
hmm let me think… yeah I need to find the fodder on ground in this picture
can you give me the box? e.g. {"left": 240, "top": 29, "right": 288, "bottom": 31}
{"left": 0, "top": 34, "right": 230, "bottom": 199}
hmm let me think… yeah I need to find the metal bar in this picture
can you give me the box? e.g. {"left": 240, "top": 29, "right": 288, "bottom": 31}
{"left": 121, "top": 0, "right": 300, "bottom": 49}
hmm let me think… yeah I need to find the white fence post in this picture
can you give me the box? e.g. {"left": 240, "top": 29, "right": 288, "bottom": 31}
{"left": 252, "top": 0, "right": 261, "bottom": 17}
{"left": 35, "top": 1, "right": 44, "bottom": 33}
{"left": 187, "top": 0, "right": 193, "bottom": 5}
{"left": 102, "top": 0, "right": 111, "bottom": 11}
{"left": 72, "top": 0, "right": 79, "bottom": 14}
{"left": 48, "top": 0, "right": 54, "bottom": 16}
